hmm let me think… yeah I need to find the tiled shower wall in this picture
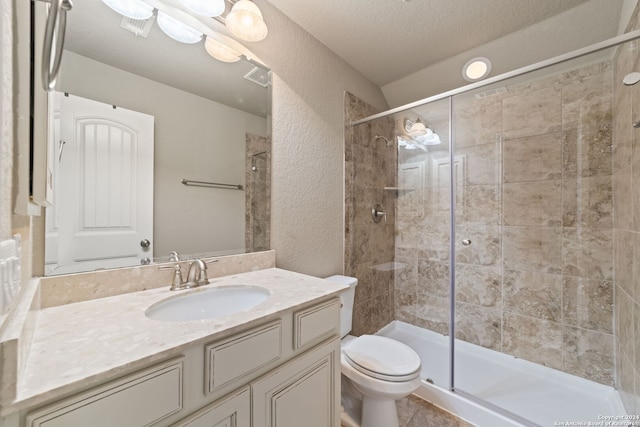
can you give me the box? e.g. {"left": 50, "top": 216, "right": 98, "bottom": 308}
{"left": 395, "top": 60, "right": 615, "bottom": 386}
{"left": 344, "top": 92, "right": 397, "bottom": 336}
{"left": 613, "top": 5, "right": 640, "bottom": 413}
{"left": 245, "top": 133, "right": 271, "bottom": 252}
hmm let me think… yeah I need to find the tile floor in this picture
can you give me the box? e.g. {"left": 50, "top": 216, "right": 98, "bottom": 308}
{"left": 341, "top": 394, "right": 476, "bottom": 427}
{"left": 397, "top": 395, "right": 476, "bottom": 427}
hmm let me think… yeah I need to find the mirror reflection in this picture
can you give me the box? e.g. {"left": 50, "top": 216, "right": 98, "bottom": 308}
{"left": 44, "top": 0, "right": 271, "bottom": 275}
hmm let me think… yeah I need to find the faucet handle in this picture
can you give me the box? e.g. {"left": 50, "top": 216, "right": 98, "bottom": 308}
{"left": 159, "top": 264, "right": 184, "bottom": 291}
{"left": 199, "top": 259, "right": 220, "bottom": 285}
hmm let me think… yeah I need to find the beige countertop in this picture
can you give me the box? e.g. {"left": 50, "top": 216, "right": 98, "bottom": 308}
{"left": 11, "top": 268, "right": 347, "bottom": 413}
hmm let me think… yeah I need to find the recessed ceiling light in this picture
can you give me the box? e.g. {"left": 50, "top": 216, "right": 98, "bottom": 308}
{"left": 463, "top": 57, "right": 491, "bottom": 82}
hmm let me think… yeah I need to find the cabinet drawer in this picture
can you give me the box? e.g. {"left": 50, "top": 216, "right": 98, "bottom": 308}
{"left": 206, "top": 321, "right": 281, "bottom": 393}
{"left": 174, "top": 386, "right": 250, "bottom": 427}
{"left": 26, "top": 359, "right": 183, "bottom": 427}
{"left": 293, "top": 298, "right": 340, "bottom": 349}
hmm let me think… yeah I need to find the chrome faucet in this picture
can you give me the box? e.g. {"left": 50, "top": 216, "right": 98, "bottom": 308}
{"left": 186, "top": 259, "right": 209, "bottom": 288}
{"left": 160, "top": 258, "right": 217, "bottom": 291}
{"left": 159, "top": 263, "right": 186, "bottom": 291}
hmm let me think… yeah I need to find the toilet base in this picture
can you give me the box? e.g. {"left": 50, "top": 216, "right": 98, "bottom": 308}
{"left": 361, "top": 396, "right": 399, "bottom": 427}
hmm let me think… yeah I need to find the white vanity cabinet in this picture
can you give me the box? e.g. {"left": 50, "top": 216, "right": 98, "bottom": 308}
{"left": 25, "top": 359, "right": 184, "bottom": 427}
{"left": 252, "top": 339, "right": 340, "bottom": 427}
{"left": 20, "top": 297, "right": 341, "bottom": 427}
{"left": 173, "top": 387, "right": 251, "bottom": 427}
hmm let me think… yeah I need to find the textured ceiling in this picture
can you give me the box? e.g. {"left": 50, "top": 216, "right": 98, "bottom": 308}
{"left": 266, "top": 0, "right": 601, "bottom": 86}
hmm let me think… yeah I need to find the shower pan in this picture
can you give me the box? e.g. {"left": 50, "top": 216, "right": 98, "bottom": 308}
{"left": 346, "top": 29, "right": 640, "bottom": 427}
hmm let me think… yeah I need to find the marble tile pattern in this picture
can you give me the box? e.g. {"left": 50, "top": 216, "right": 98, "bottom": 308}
{"left": 245, "top": 133, "right": 271, "bottom": 252}
{"left": 4, "top": 267, "right": 347, "bottom": 413}
{"left": 613, "top": 4, "right": 640, "bottom": 415}
{"left": 393, "top": 60, "right": 615, "bottom": 385}
{"left": 38, "top": 250, "right": 276, "bottom": 308}
{"left": 345, "top": 92, "right": 397, "bottom": 335}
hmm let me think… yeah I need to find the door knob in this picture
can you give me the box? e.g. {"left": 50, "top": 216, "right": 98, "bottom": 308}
{"left": 140, "top": 239, "right": 151, "bottom": 248}
{"left": 461, "top": 239, "right": 472, "bottom": 246}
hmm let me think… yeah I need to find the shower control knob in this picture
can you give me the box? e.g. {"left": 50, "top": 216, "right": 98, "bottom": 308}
{"left": 461, "top": 239, "right": 472, "bottom": 246}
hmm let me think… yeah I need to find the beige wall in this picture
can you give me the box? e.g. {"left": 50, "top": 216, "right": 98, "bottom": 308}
{"left": 0, "top": 0, "right": 13, "bottom": 240}
{"left": 613, "top": 1, "right": 640, "bottom": 413}
{"left": 249, "top": 0, "right": 389, "bottom": 277}
{"left": 382, "top": 0, "right": 624, "bottom": 108}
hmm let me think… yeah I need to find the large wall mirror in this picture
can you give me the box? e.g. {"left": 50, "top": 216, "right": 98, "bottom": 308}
{"left": 43, "top": 0, "right": 271, "bottom": 275}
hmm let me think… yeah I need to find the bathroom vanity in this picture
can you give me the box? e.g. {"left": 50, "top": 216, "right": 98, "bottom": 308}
{"left": 0, "top": 258, "right": 347, "bottom": 427}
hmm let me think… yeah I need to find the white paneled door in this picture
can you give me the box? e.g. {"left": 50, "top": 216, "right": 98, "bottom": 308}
{"left": 46, "top": 93, "right": 154, "bottom": 274}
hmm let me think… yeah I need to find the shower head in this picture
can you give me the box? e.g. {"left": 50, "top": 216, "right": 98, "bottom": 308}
{"left": 374, "top": 135, "right": 393, "bottom": 147}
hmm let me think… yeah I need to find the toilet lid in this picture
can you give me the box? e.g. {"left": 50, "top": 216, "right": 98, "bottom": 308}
{"left": 343, "top": 335, "right": 421, "bottom": 382}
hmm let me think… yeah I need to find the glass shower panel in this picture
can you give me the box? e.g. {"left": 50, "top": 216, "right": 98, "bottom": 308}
{"left": 451, "top": 45, "right": 616, "bottom": 425}
{"left": 392, "top": 98, "right": 452, "bottom": 388}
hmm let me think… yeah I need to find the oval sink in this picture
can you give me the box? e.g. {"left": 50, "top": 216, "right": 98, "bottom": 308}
{"left": 145, "top": 285, "right": 270, "bottom": 322}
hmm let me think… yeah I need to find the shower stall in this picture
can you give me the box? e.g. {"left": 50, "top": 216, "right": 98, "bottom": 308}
{"left": 345, "top": 31, "right": 640, "bottom": 426}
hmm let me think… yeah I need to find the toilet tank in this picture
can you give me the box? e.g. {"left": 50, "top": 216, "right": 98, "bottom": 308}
{"left": 325, "top": 275, "right": 358, "bottom": 338}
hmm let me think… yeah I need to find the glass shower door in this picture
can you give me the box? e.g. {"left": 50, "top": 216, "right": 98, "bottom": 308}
{"left": 451, "top": 46, "right": 617, "bottom": 426}
{"left": 392, "top": 98, "right": 453, "bottom": 389}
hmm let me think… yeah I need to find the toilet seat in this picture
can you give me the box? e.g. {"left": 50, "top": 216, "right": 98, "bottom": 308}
{"left": 343, "top": 335, "right": 421, "bottom": 382}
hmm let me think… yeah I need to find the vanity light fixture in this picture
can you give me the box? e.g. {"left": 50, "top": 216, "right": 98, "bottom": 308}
{"left": 157, "top": 11, "right": 203, "bottom": 44}
{"left": 405, "top": 118, "right": 427, "bottom": 136}
{"left": 225, "top": 0, "right": 268, "bottom": 42}
{"left": 205, "top": 36, "right": 242, "bottom": 62}
{"left": 403, "top": 118, "right": 441, "bottom": 147}
{"left": 178, "top": 0, "right": 226, "bottom": 18}
{"left": 462, "top": 57, "right": 491, "bottom": 82}
{"left": 100, "top": 0, "right": 268, "bottom": 63}
{"left": 102, "top": 0, "right": 154, "bottom": 20}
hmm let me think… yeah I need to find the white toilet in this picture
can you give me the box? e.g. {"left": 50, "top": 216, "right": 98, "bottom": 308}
{"left": 326, "top": 275, "right": 422, "bottom": 427}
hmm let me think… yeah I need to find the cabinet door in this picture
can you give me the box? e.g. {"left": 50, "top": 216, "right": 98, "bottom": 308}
{"left": 174, "top": 387, "right": 250, "bottom": 427}
{"left": 252, "top": 339, "right": 340, "bottom": 427}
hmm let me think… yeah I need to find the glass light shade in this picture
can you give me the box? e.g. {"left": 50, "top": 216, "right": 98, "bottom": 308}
{"left": 205, "top": 37, "right": 242, "bottom": 63}
{"left": 102, "top": 0, "right": 154, "bottom": 20}
{"left": 157, "top": 11, "right": 203, "bottom": 44}
{"left": 225, "top": 0, "right": 268, "bottom": 42}
{"left": 406, "top": 119, "right": 427, "bottom": 137}
{"left": 178, "top": 0, "right": 225, "bottom": 17}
